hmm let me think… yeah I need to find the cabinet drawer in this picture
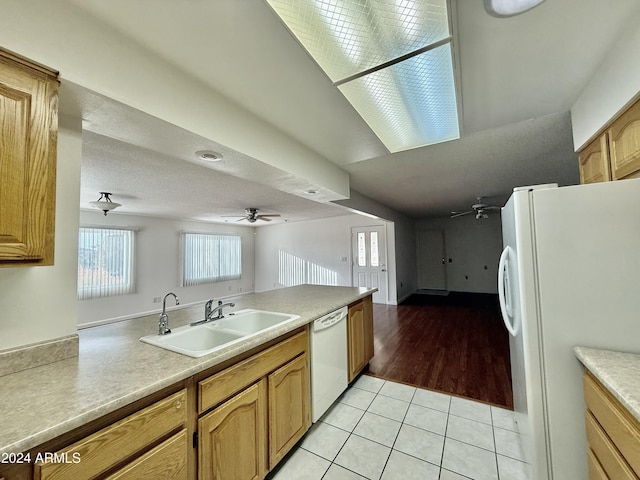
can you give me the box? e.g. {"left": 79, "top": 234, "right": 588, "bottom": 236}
{"left": 199, "top": 330, "right": 308, "bottom": 413}
{"left": 588, "top": 448, "right": 609, "bottom": 480}
{"left": 585, "top": 411, "right": 637, "bottom": 480}
{"left": 106, "top": 430, "right": 188, "bottom": 480}
{"left": 35, "top": 389, "right": 187, "bottom": 480}
{"left": 584, "top": 372, "right": 640, "bottom": 477}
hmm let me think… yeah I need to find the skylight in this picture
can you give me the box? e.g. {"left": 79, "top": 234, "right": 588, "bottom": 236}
{"left": 266, "top": 0, "right": 460, "bottom": 152}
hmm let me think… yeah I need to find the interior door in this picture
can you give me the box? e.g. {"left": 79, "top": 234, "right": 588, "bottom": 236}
{"left": 351, "top": 226, "right": 387, "bottom": 304}
{"left": 417, "top": 229, "right": 447, "bottom": 290}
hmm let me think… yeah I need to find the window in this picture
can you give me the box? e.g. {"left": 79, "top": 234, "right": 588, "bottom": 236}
{"left": 78, "top": 227, "right": 135, "bottom": 300}
{"left": 181, "top": 233, "right": 242, "bottom": 287}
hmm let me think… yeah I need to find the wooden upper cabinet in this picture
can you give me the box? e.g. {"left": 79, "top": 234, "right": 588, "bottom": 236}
{"left": 579, "top": 134, "right": 611, "bottom": 184}
{"left": 0, "top": 48, "right": 59, "bottom": 266}
{"left": 608, "top": 97, "right": 640, "bottom": 180}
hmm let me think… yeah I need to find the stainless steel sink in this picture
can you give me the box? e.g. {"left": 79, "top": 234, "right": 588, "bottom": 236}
{"left": 140, "top": 309, "right": 300, "bottom": 358}
{"left": 212, "top": 309, "right": 300, "bottom": 335}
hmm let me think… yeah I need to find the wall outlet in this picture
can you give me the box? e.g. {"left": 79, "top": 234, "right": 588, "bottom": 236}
{"left": 153, "top": 296, "right": 162, "bottom": 303}
{"left": 341, "top": 256, "right": 348, "bottom": 262}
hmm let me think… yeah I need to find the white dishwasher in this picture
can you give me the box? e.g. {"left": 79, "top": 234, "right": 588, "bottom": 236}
{"left": 310, "top": 306, "right": 349, "bottom": 423}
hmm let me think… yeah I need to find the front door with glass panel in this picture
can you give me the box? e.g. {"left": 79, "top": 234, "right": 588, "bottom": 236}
{"left": 351, "top": 226, "right": 387, "bottom": 304}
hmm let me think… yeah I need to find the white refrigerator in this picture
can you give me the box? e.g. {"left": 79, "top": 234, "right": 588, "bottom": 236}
{"left": 498, "top": 178, "right": 640, "bottom": 480}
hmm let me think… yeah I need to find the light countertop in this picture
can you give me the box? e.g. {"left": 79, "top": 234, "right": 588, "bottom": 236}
{"left": 575, "top": 346, "right": 640, "bottom": 422}
{"left": 0, "top": 285, "right": 375, "bottom": 456}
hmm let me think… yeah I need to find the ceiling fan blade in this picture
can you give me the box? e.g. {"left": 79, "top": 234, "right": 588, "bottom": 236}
{"left": 257, "top": 216, "right": 273, "bottom": 222}
{"left": 258, "top": 214, "right": 281, "bottom": 218}
{"left": 450, "top": 210, "right": 473, "bottom": 218}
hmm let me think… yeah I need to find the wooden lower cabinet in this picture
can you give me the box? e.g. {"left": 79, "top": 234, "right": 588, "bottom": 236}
{"left": 268, "top": 353, "right": 310, "bottom": 468}
{"left": 199, "top": 380, "right": 268, "bottom": 480}
{"left": 106, "top": 430, "right": 188, "bottom": 480}
{"left": 0, "top": 328, "right": 314, "bottom": 480}
{"left": 197, "top": 329, "right": 310, "bottom": 479}
{"left": 34, "top": 389, "right": 187, "bottom": 480}
{"left": 347, "top": 296, "right": 374, "bottom": 382}
{"left": 583, "top": 371, "right": 640, "bottom": 479}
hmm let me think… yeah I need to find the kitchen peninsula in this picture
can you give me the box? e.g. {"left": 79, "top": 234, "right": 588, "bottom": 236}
{"left": 0, "top": 285, "right": 375, "bottom": 480}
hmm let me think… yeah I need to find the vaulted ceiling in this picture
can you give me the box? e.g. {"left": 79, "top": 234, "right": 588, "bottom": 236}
{"left": 60, "top": 0, "right": 640, "bottom": 222}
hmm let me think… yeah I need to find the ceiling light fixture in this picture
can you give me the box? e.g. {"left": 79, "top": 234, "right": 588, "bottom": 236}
{"left": 266, "top": 0, "right": 460, "bottom": 153}
{"left": 195, "top": 150, "right": 223, "bottom": 162}
{"left": 90, "top": 192, "right": 121, "bottom": 216}
{"left": 483, "top": 0, "right": 545, "bottom": 17}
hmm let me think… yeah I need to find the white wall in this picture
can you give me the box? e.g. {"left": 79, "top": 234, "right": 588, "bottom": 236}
{"left": 416, "top": 214, "right": 503, "bottom": 294}
{"left": 0, "top": 119, "right": 82, "bottom": 350}
{"left": 77, "top": 211, "right": 256, "bottom": 327}
{"left": 254, "top": 214, "right": 400, "bottom": 303}
{"left": 0, "top": 0, "right": 348, "bottom": 200}
{"left": 571, "top": 7, "right": 640, "bottom": 149}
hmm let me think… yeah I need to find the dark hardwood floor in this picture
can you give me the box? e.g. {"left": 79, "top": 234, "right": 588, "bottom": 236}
{"left": 366, "top": 292, "right": 513, "bottom": 409}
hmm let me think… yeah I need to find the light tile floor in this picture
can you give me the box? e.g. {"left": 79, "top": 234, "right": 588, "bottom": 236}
{"left": 269, "top": 376, "right": 531, "bottom": 480}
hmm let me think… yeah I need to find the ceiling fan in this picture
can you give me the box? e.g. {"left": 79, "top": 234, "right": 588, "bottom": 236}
{"left": 223, "top": 208, "right": 281, "bottom": 223}
{"left": 450, "top": 197, "right": 501, "bottom": 220}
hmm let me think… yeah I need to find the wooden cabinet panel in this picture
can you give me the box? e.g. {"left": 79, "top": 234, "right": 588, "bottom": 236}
{"left": 199, "top": 331, "right": 308, "bottom": 413}
{"left": 348, "top": 297, "right": 374, "bottom": 382}
{"left": 348, "top": 300, "right": 366, "bottom": 382}
{"left": 0, "top": 48, "right": 58, "bottom": 265}
{"left": 198, "top": 380, "right": 267, "bottom": 480}
{"left": 34, "top": 389, "right": 187, "bottom": 480}
{"left": 579, "top": 134, "right": 611, "bottom": 184}
{"left": 585, "top": 411, "right": 637, "bottom": 480}
{"left": 588, "top": 448, "right": 610, "bottom": 480}
{"left": 608, "top": 98, "right": 640, "bottom": 180}
{"left": 363, "top": 295, "right": 374, "bottom": 362}
{"left": 268, "top": 353, "right": 311, "bottom": 468}
{"left": 584, "top": 372, "right": 640, "bottom": 478}
{"left": 105, "top": 430, "right": 188, "bottom": 480}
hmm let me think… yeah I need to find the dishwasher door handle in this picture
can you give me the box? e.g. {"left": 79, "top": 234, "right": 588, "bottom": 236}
{"left": 313, "top": 307, "right": 347, "bottom": 332}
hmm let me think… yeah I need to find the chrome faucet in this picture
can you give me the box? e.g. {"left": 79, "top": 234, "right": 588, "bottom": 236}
{"left": 158, "top": 292, "right": 179, "bottom": 335}
{"left": 191, "top": 299, "right": 236, "bottom": 326}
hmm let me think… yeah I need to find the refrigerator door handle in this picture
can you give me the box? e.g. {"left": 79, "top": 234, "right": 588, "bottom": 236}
{"left": 498, "top": 246, "right": 517, "bottom": 336}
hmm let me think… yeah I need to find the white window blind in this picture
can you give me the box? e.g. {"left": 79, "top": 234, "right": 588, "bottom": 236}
{"left": 181, "top": 233, "right": 242, "bottom": 286}
{"left": 78, "top": 227, "right": 135, "bottom": 300}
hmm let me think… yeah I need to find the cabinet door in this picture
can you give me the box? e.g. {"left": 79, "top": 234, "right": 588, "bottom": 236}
{"left": 199, "top": 379, "right": 267, "bottom": 480}
{"left": 608, "top": 98, "right": 640, "bottom": 180}
{"left": 579, "top": 134, "right": 611, "bottom": 184}
{"left": 268, "top": 354, "right": 310, "bottom": 468}
{"left": 0, "top": 50, "right": 58, "bottom": 265}
{"left": 348, "top": 301, "right": 367, "bottom": 382}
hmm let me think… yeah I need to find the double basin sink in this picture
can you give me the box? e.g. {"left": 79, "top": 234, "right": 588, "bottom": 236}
{"left": 140, "top": 309, "right": 300, "bottom": 358}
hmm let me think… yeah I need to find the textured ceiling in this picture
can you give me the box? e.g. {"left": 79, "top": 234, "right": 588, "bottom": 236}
{"left": 61, "top": 0, "right": 640, "bottom": 222}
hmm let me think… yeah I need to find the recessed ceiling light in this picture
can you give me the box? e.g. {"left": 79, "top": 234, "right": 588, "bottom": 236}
{"left": 305, "top": 189, "right": 318, "bottom": 195}
{"left": 195, "top": 150, "right": 223, "bottom": 161}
